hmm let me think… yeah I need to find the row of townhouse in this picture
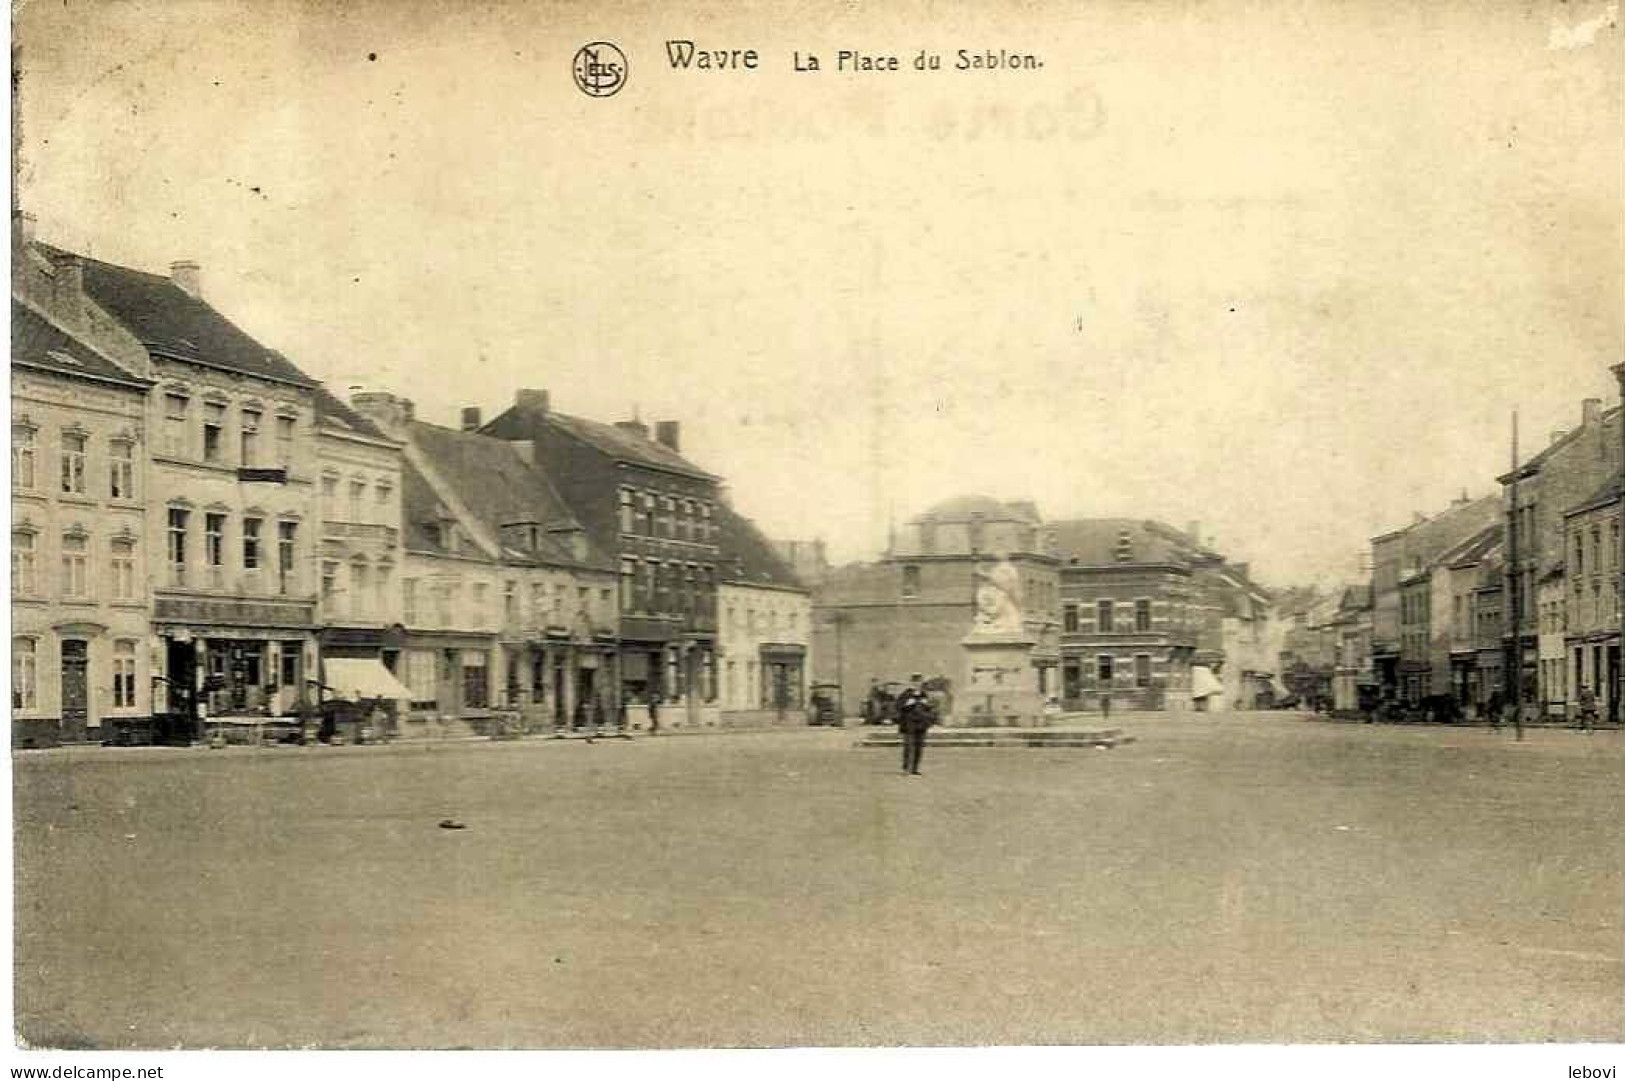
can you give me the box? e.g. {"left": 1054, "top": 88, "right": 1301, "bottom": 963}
{"left": 1354, "top": 385, "right": 1625, "bottom": 722}
{"left": 9, "top": 220, "right": 811, "bottom": 745}
{"left": 809, "top": 495, "right": 1277, "bottom": 718}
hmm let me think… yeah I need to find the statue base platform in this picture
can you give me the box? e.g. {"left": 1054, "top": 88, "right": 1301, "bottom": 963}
{"left": 957, "top": 632, "right": 1043, "bottom": 727}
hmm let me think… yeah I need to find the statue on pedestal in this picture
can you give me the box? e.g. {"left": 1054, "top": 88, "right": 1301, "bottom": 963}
{"left": 971, "top": 556, "right": 1025, "bottom": 636}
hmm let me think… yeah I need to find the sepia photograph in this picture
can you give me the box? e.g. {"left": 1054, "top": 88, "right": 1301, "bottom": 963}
{"left": 6, "top": 0, "right": 1623, "bottom": 1072}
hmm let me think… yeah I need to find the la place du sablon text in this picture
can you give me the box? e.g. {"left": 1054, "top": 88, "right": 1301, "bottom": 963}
{"left": 664, "top": 41, "right": 1044, "bottom": 73}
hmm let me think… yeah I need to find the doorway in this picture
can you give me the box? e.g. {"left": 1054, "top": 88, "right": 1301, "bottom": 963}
{"left": 165, "top": 639, "right": 198, "bottom": 742}
{"left": 60, "top": 639, "right": 89, "bottom": 742}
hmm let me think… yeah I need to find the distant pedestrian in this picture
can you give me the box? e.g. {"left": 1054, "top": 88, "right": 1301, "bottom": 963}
{"left": 1578, "top": 685, "right": 1597, "bottom": 732}
{"left": 1100, "top": 693, "right": 1112, "bottom": 721}
{"left": 648, "top": 690, "right": 661, "bottom": 736}
{"left": 895, "top": 673, "right": 937, "bottom": 776}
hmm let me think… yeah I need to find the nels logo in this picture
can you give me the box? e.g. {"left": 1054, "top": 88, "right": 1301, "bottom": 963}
{"left": 573, "top": 41, "right": 628, "bottom": 98}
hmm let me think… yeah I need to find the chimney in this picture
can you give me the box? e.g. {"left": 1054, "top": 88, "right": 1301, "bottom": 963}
{"left": 615, "top": 418, "right": 651, "bottom": 440}
{"left": 14, "top": 211, "right": 36, "bottom": 245}
{"left": 48, "top": 251, "right": 84, "bottom": 311}
{"left": 716, "top": 483, "right": 733, "bottom": 507}
{"left": 1583, "top": 398, "right": 1602, "bottom": 427}
{"left": 460, "top": 406, "right": 482, "bottom": 433}
{"left": 655, "top": 420, "right": 681, "bottom": 452}
{"left": 350, "top": 391, "right": 415, "bottom": 436}
{"left": 516, "top": 388, "right": 550, "bottom": 414}
{"left": 1551, "top": 429, "right": 1568, "bottom": 447}
{"left": 170, "top": 260, "right": 202, "bottom": 299}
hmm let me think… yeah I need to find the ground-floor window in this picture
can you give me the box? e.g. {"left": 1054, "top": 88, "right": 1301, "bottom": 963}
{"left": 113, "top": 640, "right": 138, "bottom": 708}
{"left": 1096, "top": 655, "right": 1114, "bottom": 684}
{"left": 12, "top": 637, "right": 37, "bottom": 710}
{"left": 1063, "top": 662, "right": 1081, "bottom": 700}
{"left": 462, "top": 650, "right": 488, "bottom": 710}
{"left": 1134, "top": 654, "right": 1152, "bottom": 688}
{"left": 405, "top": 649, "right": 438, "bottom": 711}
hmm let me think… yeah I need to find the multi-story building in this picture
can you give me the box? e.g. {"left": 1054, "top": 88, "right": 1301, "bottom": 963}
{"left": 1368, "top": 494, "right": 1501, "bottom": 704}
{"left": 38, "top": 243, "right": 325, "bottom": 741}
{"left": 1537, "top": 566, "right": 1569, "bottom": 719}
{"left": 1279, "top": 589, "right": 1340, "bottom": 709}
{"left": 11, "top": 237, "right": 155, "bottom": 746}
{"left": 1213, "top": 561, "right": 1280, "bottom": 710}
{"left": 481, "top": 390, "right": 721, "bottom": 727}
{"left": 1562, "top": 471, "right": 1622, "bottom": 724}
{"left": 1331, "top": 585, "right": 1375, "bottom": 713}
{"left": 352, "top": 393, "right": 619, "bottom": 735}
{"left": 311, "top": 389, "right": 410, "bottom": 708}
{"left": 717, "top": 505, "right": 811, "bottom": 724}
{"left": 1051, "top": 519, "right": 1199, "bottom": 712}
{"left": 1441, "top": 524, "right": 1503, "bottom": 709}
{"left": 811, "top": 496, "right": 1060, "bottom": 719}
{"left": 1500, "top": 398, "right": 1621, "bottom": 708}
{"left": 1470, "top": 548, "right": 1508, "bottom": 711}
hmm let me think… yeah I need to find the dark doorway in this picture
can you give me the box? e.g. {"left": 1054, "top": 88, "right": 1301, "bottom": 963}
{"left": 60, "top": 640, "right": 89, "bottom": 742}
{"left": 165, "top": 639, "right": 199, "bottom": 743}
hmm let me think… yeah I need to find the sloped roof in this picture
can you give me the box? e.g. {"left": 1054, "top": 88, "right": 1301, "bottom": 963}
{"left": 11, "top": 300, "right": 148, "bottom": 388}
{"left": 716, "top": 503, "right": 805, "bottom": 590}
{"left": 1499, "top": 406, "right": 1622, "bottom": 483}
{"left": 36, "top": 244, "right": 317, "bottom": 387}
{"left": 407, "top": 420, "right": 610, "bottom": 569}
{"left": 486, "top": 400, "right": 715, "bottom": 479}
{"left": 314, "top": 386, "right": 392, "bottom": 443}
{"left": 1443, "top": 522, "right": 1504, "bottom": 570}
{"left": 1049, "top": 518, "right": 1200, "bottom": 566}
{"left": 917, "top": 494, "right": 1039, "bottom": 523}
{"left": 401, "top": 458, "right": 480, "bottom": 557}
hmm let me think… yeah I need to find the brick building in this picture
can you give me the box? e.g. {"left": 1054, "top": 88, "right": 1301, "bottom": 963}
{"left": 1050, "top": 519, "right": 1206, "bottom": 712}
{"left": 481, "top": 390, "right": 721, "bottom": 728}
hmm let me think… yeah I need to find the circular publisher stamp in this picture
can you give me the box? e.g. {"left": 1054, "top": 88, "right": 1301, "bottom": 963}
{"left": 573, "top": 42, "right": 628, "bottom": 98}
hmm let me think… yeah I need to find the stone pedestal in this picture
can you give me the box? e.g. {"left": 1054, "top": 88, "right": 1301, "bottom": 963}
{"left": 958, "top": 632, "right": 1043, "bottom": 727}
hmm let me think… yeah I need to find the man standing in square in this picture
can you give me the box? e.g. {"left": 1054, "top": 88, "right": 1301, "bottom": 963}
{"left": 895, "top": 673, "right": 937, "bottom": 776}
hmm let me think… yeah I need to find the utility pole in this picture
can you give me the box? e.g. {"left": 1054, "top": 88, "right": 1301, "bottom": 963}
{"left": 1506, "top": 410, "right": 1524, "bottom": 740}
{"left": 1614, "top": 363, "right": 1625, "bottom": 725}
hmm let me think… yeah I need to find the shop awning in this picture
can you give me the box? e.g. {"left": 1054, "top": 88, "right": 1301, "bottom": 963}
{"left": 1191, "top": 665, "right": 1225, "bottom": 700}
{"left": 321, "top": 658, "right": 413, "bottom": 702}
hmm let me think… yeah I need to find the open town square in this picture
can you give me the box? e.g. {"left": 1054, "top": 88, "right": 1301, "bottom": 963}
{"left": 9, "top": 1, "right": 1623, "bottom": 1071}
{"left": 14, "top": 713, "right": 1623, "bottom": 1048}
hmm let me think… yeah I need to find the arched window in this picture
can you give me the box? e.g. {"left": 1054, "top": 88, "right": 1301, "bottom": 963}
{"left": 11, "top": 638, "right": 37, "bottom": 710}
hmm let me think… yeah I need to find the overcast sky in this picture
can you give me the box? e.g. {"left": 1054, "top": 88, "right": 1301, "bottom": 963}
{"left": 15, "top": 0, "right": 1623, "bottom": 587}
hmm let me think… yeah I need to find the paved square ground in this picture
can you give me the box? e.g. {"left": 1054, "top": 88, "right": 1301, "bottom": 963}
{"left": 13, "top": 714, "right": 1624, "bottom": 1047}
